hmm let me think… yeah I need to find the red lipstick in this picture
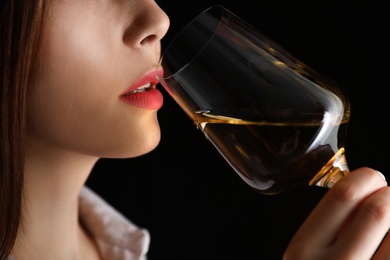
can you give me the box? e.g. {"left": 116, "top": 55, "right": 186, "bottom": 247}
{"left": 119, "top": 69, "right": 164, "bottom": 110}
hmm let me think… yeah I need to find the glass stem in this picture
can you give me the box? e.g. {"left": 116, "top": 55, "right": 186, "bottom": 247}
{"left": 309, "top": 148, "right": 350, "bottom": 188}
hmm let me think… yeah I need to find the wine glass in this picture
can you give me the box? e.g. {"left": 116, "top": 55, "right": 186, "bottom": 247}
{"left": 156, "top": 5, "right": 350, "bottom": 195}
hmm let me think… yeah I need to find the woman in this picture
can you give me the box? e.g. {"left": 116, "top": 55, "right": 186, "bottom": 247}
{"left": 1, "top": 0, "right": 390, "bottom": 259}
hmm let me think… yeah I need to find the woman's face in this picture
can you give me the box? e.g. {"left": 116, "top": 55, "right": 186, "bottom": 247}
{"left": 27, "top": 0, "right": 170, "bottom": 158}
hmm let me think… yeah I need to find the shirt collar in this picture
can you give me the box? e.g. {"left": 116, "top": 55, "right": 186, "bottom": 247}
{"left": 79, "top": 186, "right": 150, "bottom": 260}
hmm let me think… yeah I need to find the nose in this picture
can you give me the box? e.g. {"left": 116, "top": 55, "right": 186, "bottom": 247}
{"left": 123, "top": 1, "right": 170, "bottom": 49}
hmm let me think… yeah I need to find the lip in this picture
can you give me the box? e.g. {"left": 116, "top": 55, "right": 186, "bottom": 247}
{"left": 119, "top": 69, "right": 164, "bottom": 110}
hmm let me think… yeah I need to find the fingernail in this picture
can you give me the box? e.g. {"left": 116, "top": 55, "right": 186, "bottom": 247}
{"left": 377, "top": 171, "right": 386, "bottom": 181}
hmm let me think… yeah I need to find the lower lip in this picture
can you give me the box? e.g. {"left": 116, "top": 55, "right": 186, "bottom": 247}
{"left": 120, "top": 88, "right": 163, "bottom": 110}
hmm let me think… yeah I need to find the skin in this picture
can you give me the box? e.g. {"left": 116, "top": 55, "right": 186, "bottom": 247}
{"left": 12, "top": 0, "right": 169, "bottom": 259}
{"left": 9, "top": 0, "right": 390, "bottom": 259}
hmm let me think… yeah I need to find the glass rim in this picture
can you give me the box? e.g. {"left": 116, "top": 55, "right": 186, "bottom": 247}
{"left": 156, "top": 5, "right": 228, "bottom": 82}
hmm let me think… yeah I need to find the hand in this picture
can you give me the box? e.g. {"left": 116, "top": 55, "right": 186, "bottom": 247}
{"left": 284, "top": 167, "right": 390, "bottom": 260}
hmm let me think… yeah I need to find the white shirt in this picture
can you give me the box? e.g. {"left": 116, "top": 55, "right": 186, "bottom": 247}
{"left": 79, "top": 186, "right": 150, "bottom": 259}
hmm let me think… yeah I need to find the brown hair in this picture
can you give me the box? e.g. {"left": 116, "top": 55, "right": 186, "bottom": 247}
{"left": 0, "top": 0, "right": 46, "bottom": 258}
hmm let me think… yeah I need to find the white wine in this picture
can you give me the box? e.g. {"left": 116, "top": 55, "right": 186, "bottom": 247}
{"left": 193, "top": 111, "right": 349, "bottom": 194}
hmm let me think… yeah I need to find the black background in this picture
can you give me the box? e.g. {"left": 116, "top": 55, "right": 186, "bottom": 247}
{"left": 87, "top": 1, "right": 389, "bottom": 259}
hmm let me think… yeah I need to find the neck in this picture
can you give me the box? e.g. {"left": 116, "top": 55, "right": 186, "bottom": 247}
{"left": 11, "top": 137, "right": 100, "bottom": 259}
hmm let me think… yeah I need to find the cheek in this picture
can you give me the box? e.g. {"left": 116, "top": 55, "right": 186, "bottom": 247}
{"left": 28, "top": 54, "right": 161, "bottom": 158}
{"left": 27, "top": 82, "right": 162, "bottom": 158}
{"left": 26, "top": 78, "right": 82, "bottom": 144}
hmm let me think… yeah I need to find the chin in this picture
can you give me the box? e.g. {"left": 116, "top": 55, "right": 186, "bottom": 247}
{"left": 107, "top": 128, "right": 161, "bottom": 158}
{"left": 132, "top": 134, "right": 161, "bottom": 157}
{"left": 95, "top": 113, "right": 162, "bottom": 158}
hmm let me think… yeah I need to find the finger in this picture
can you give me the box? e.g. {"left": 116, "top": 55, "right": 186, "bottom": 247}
{"left": 333, "top": 186, "right": 390, "bottom": 259}
{"left": 287, "top": 168, "right": 387, "bottom": 253}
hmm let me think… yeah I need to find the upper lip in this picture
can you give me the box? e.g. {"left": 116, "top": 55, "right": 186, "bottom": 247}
{"left": 120, "top": 68, "right": 164, "bottom": 96}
